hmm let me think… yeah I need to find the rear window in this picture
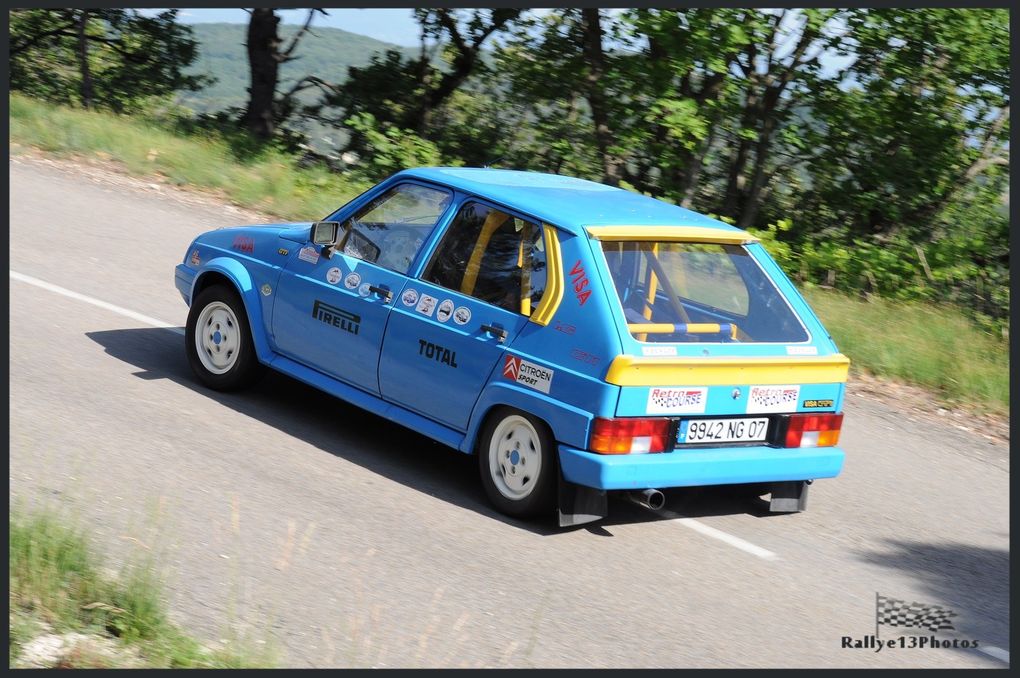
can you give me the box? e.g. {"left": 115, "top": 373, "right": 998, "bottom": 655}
{"left": 601, "top": 241, "right": 809, "bottom": 343}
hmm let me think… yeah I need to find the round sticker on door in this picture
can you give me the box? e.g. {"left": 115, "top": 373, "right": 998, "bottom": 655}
{"left": 453, "top": 306, "right": 471, "bottom": 325}
{"left": 358, "top": 282, "right": 372, "bottom": 297}
{"left": 436, "top": 299, "right": 454, "bottom": 323}
{"left": 326, "top": 267, "right": 342, "bottom": 284}
{"left": 402, "top": 288, "right": 419, "bottom": 306}
{"left": 344, "top": 272, "right": 361, "bottom": 289}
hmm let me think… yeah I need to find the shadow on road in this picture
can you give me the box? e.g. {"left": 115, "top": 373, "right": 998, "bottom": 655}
{"left": 857, "top": 539, "right": 1010, "bottom": 651}
{"left": 86, "top": 326, "right": 768, "bottom": 536}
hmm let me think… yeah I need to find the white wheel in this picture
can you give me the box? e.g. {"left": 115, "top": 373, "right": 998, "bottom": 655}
{"left": 194, "top": 300, "right": 241, "bottom": 375}
{"left": 478, "top": 409, "right": 557, "bottom": 518}
{"left": 185, "top": 284, "right": 264, "bottom": 391}
{"left": 487, "top": 415, "right": 544, "bottom": 501}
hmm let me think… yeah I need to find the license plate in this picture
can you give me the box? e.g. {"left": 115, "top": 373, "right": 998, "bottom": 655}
{"left": 678, "top": 417, "right": 769, "bottom": 445}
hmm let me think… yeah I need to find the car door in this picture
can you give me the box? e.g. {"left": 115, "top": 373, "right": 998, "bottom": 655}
{"left": 379, "top": 201, "right": 551, "bottom": 430}
{"left": 271, "top": 182, "right": 454, "bottom": 394}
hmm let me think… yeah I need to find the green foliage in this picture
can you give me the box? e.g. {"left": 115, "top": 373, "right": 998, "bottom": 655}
{"left": 343, "top": 112, "right": 447, "bottom": 181}
{"left": 10, "top": 93, "right": 369, "bottom": 220}
{"left": 9, "top": 9, "right": 207, "bottom": 113}
{"left": 9, "top": 506, "right": 276, "bottom": 667}
{"left": 806, "top": 289, "right": 1008, "bottom": 413}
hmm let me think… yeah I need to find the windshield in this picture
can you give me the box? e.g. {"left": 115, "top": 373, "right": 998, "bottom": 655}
{"left": 601, "top": 241, "right": 809, "bottom": 344}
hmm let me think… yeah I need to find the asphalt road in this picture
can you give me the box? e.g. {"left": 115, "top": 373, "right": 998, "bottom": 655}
{"left": 9, "top": 156, "right": 1010, "bottom": 668}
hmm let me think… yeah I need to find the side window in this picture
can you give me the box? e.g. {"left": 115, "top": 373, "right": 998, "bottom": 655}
{"left": 424, "top": 202, "right": 547, "bottom": 315}
{"left": 341, "top": 183, "right": 452, "bottom": 274}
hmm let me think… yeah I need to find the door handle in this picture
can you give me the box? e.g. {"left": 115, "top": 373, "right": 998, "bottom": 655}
{"left": 480, "top": 324, "right": 507, "bottom": 343}
{"left": 368, "top": 285, "right": 392, "bottom": 303}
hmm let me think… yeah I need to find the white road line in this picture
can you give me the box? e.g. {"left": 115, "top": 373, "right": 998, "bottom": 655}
{"left": 979, "top": 645, "right": 1009, "bottom": 663}
{"left": 10, "top": 270, "right": 185, "bottom": 335}
{"left": 660, "top": 509, "right": 779, "bottom": 560}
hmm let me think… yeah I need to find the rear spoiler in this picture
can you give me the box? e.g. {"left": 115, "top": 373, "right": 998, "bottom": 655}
{"left": 604, "top": 354, "right": 851, "bottom": 386}
{"left": 586, "top": 225, "right": 759, "bottom": 245}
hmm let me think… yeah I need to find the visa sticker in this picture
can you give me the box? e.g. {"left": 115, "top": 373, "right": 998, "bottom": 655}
{"left": 786, "top": 345, "right": 818, "bottom": 355}
{"left": 642, "top": 345, "right": 678, "bottom": 357}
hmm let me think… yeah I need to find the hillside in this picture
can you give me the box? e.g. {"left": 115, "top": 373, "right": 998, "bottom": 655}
{"left": 180, "top": 22, "right": 418, "bottom": 114}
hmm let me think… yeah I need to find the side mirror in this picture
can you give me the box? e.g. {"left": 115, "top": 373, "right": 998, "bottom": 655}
{"left": 311, "top": 221, "right": 340, "bottom": 246}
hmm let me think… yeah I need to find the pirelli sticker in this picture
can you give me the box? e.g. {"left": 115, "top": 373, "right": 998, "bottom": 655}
{"left": 503, "top": 355, "right": 554, "bottom": 394}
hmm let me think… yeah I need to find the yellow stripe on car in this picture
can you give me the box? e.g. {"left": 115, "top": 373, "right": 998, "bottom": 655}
{"left": 604, "top": 354, "right": 851, "bottom": 386}
{"left": 529, "top": 224, "right": 564, "bottom": 326}
{"left": 586, "top": 225, "right": 759, "bottom": 245}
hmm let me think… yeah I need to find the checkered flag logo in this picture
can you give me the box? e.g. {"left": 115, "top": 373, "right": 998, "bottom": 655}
{"left": 877, "top": 594, "right": 957, "bottom": 633}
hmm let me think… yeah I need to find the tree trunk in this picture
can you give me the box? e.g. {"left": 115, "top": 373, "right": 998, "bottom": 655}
{"left": 722, "top": 90, "right": 758, "bottom": 217}
{"left": 75, "top": 10, "right": 94, "bottom": 109}
{"left": 243, "top": 8, "right": 281, "bottom": 139}
{"left": 737, "top": 118, "right": 776, "bottom": 229}
{"left": 580, "top": 9, "right": 621, "bottom": 186}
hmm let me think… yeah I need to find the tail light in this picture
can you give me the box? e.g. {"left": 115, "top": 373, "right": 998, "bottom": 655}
{"left": 785, "top": 413, "right": 843, "bottom": 448}
{"left": 590, "top": 417, "right": 671, "bottom": 454}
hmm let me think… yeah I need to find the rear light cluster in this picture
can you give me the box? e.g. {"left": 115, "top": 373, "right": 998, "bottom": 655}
{"left": 785, "top": 413, "right": 843, "bottom": 448}
{"left": 590, "top": 417, "right": 670, "bottom": 454}
{"left": 589, "top": 412, "right": 844, "bottom": 455}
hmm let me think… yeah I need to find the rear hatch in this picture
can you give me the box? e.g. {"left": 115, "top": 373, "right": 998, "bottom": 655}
{"left": 591, "top": 226, "right": 848, "bottom": 448}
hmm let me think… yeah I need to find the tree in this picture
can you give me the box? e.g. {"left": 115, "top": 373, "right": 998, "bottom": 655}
{"left": 241, "top": 7, "right": 326, "bottom": 139}
{"left": 310, "top": 8, "right": 523, "bottom": 160}
{"left": 9, "top": 9, "right": 206, "bottom": 112}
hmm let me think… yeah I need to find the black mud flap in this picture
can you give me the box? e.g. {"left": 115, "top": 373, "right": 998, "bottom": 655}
{"left": 557, "top": 470, "right": 607, "bottom": 527}
{"left": 769, "top": 480, "right": 810, "bottom": 512}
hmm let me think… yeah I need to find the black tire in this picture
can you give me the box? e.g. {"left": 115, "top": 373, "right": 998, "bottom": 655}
{"left": 477, "top": 407, "right": 557, "bottom": 519}
{"left": 185, "top": 284, "right": 265, "bottom": 391}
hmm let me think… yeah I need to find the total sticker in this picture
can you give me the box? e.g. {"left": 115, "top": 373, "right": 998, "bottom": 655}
{"left": 326, "top": 267, "right": 342, "bottom": 285}
{"left": 344, "top": 272, "right": 361, "bottom": 289}
{"left": 436, "top": 299, "right": 454, "bottom": 323}
{"left": 298, "top": 246, "right": 320, "bottom": 264}
{"left": 453, "top": 306, "right": 471, "bottom": 325}
{"left": 416, "top": 294, "right": 437, "bottom": 316}
{"left": 646, "top": 387, "right": 708, "bottom": 415}
{"left": 402, "top": 288, "right": 419, "bottom": 306}
{"left": 746, "top": 385, "right": 801, "bottom": 413}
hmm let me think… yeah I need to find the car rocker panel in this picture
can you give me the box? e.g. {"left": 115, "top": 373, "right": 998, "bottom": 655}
{"left": 176, "top": 167, "right": 849, "bottom": 526}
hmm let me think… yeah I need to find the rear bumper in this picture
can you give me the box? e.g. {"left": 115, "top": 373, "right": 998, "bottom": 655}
{"left": 175, "top": 264, "right": 195, "bottom": 305}
{"left": 558, "top": 444, "right": 844, "bottom": 490}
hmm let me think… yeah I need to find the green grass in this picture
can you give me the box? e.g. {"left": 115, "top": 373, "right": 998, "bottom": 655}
{"left": 9, "top": 507, "right": 275, "bottom": 668}
{"left": 804, "top": 287, "right": 1009, "bottom": 414}
{"left": 8, "top": 93, "right": 1008, "bottom": 415}
{"left": 9, "top": 92, "right": 368, "bottom": 220}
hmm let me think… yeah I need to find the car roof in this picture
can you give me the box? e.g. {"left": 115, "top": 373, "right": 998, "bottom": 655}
{"left": 397, "top": 167, "right": 744, "bottom": 236}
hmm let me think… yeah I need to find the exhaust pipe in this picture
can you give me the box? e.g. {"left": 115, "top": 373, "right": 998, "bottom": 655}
{"left": 628, "top": 488, "right": 666, "bottom": 512}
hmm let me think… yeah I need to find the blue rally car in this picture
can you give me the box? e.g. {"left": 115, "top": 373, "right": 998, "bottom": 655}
{"left": 175, "top": 168, "right": 849, "bottom": 526}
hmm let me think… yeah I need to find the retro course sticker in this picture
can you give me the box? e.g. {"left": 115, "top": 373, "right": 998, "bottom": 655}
{"left": 746, "top": 385, "right": 800, "bottom": 413}
{"left": 646, "top": 387, "right": 708, "bottom": 415}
